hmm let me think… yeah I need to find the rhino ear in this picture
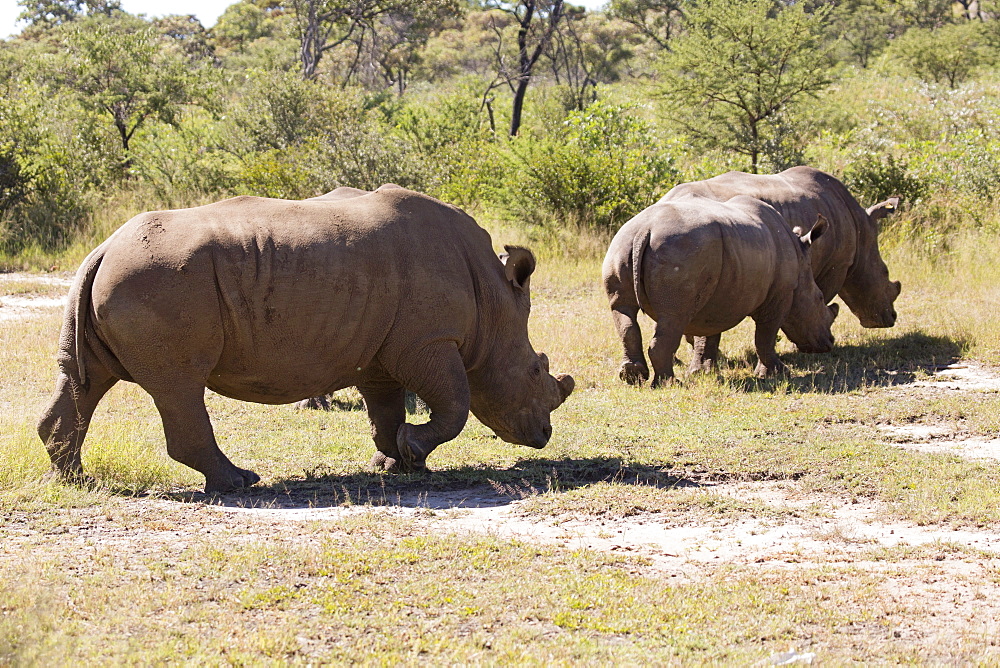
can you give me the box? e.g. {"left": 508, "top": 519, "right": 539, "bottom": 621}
{"left": 501, "top": 245, "right": 536, "bottom": 292}
{"left": 866, "top": 197, "right": 899, "bottom": 224}
{"left": 799, "top": 214, "right": 828, "bottom": 247}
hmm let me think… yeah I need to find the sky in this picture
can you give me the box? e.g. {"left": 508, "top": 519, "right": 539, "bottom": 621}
{"left": 1, "top": 0, "right": 609, "bottom": 40}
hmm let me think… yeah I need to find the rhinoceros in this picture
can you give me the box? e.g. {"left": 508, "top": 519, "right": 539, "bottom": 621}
{"left": 603, "top": 195, "right": 838, "bottom": 386}
{"left": 661, "top": 167, "right": 900, "bottom": 373}
{"left": 37, "top": 188, "right": 575, "bottom": 492}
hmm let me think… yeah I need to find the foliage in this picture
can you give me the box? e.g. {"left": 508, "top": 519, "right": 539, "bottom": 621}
{"left": 842, "top": 151, "right": 928, "bottom": 205}
{"left": 607, "top": 0, "right": 684, "bottom": 50}
{"left": 491, "top": 100, "right": 678, "bottom": 229}
{"left": 16, "top": 0, "right": 121, "bottom": 29}
{"left": 888, "top": 22, "right": 991, "bottom": 89}
{"left": 63, "top": 16, "right": 205, "bottom": 169}
{"left": 657, "top": 0, "right": 834, "bottom": 174}
{"left": 3, "top": 0, "right": 1000, "bottom": 259}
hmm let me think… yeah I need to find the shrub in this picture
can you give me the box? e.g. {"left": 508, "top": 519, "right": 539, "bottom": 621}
{"left": 490, "top": 100, "right": 678, "bottom": 229}
{"left": 842, "top": 150, "right": 928, "bottom": 205}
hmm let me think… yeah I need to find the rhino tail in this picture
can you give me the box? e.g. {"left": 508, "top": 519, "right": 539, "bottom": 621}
{"left": 631, "top": 227, "right": 651, "bottom": 309}
{"left": 68, "top": 243, "right": 108, "bottom": 388}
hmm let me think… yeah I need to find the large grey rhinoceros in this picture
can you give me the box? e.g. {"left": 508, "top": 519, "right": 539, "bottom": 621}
{"left": 660, "top": 166, "right": 900, "bottom": 373}
{"left": 603, "top": 195, "right": 838, "bottom": 386}
{"left": 37, "top": 188, "right": 575, "bottom": 492}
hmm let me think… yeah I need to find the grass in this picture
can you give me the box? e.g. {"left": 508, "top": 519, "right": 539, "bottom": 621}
{"left": 4, "top": 222, "right": 1000, "bottom": 661}
{"left": 0, "top": 506, "right": 984, "bottom": 664}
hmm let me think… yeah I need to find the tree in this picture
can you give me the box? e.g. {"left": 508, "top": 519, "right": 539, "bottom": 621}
{"left": 545, "top": 7, "right": 635, "bottom": 110}
{"left": 890, "top": 22, "right": 988, "bottom": 88}
{"left": 608, "top": 0, "right": 684, "bottom": 50}
{"left": 65, "top": 18, "right": 199, "bottom": 170}
{"left": 331, "top": 0, "right": 462, "bottom": 93}
{"left": 824, "top": 0, "right": 904, "bottom": 68}
{"left": 658, "top": 0, "right": 833, "bottom": 173}
{"left": 286, "top": 0, "right": 439, "bottom": 80}
{"left": 17, "top": 0, "right": 120, "bottom": 28}
{"left": 484, "top": 0, "right": 565, "bottom": 136}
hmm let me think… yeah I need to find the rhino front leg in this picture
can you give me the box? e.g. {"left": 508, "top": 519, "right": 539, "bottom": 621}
{"left": 688, "top": 334, "right": 721, "bottom": 375}
{"left": 610, "top": 304, "right": 649, "bottom": 385}
{"left": 37, "top": 365, "right": 118, "bottom": 481}
{"left": 751, "top": 320, "right": 787, "bottom": 379}
{"left": 149, "top": 385, "right": 260, "bottom": 493}
{"left": 358, "top": 384, "right": 406, "bottom": 471}
{"left": 391, "top": 342, "right": 470, "bottom": 472}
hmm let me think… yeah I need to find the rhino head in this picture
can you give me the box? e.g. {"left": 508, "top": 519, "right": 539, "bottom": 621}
{"left": 838, "top": 197, "right": 902, "bottom": 328}
{"left": 468, "top": 246, "right": 574, "bottom": 449}
{"left": 783, "top": 215, "right": 839, "bottom": 353}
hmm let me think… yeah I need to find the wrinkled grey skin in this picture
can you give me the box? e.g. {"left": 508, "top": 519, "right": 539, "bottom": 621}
{"left": 299, "top": 184, "right": 420, "bottom": 412}
{"left": 661, "top": 167, "right": 900, "bottom": 373}
{"left": 603, "top": 195, "right": 838, "bottom": 386}
{"left": 37, "top": 188, "right": 574, "bottom": 493}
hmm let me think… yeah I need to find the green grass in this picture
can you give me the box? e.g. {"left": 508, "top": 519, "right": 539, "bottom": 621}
{"left": 0, "top": 511, "right": 963, "bottom": 664}
{"left": 4, "top": 225, "right": 1000, "bottom": 661}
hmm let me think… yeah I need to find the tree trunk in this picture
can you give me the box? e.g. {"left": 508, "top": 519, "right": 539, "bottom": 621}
{"left": 509, "top": 77, "right": 531, "bottom": 136}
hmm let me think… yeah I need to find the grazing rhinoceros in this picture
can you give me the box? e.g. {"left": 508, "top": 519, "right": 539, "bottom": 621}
{"left": 38, "top": 188, "right": 574, "bottom": 493}
{"left": 660, "top": 166, "right": 900, "bottom": 373}
{"left": 603, "top": 195, "right": 838, "bottom": 386}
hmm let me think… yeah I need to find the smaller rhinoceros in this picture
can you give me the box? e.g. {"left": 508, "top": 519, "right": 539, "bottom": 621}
{"left": 602, "top": 194, "right": 838, "bottom": 386}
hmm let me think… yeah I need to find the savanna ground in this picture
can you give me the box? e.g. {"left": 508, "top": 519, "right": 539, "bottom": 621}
{"left": 4, "top": 226, "right": 1000, "bottom": 664}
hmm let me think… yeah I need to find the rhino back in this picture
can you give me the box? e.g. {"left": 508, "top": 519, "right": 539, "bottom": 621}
{"left": 613, "top": 197, "right": 799, "bottom": 334}
{"left": 663, "top": 168, "right": 866, "bottom": 302}
{"left": 90, "top": 191, "right": 500, "bottom": 403}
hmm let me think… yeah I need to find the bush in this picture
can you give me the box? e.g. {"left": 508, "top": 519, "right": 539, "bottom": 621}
{"left": 488, "top": 101, "right": 678, "bottom": 229}
{"left": 842, "top": 150, "right": 928, "bottom": 205}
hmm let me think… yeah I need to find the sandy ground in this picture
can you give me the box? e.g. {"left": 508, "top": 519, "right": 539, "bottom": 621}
{"left": 0, "top": 272, "right": 71, "bottom": 322}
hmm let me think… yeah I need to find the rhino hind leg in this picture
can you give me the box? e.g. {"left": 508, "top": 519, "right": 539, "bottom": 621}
{"left": 37, "top": 364, "right": 119, "bottom": 481}
{"left": 149, "top": 384, "right": 259, "bottom": 493}
{"left": 648, "top": 320, "right": 685, "bottom": 388}
{"left": 688, "top": 334, "right": 721, "bottom": 375}
{"left": 610, "top": 304, "right": 649, "bottom": 385}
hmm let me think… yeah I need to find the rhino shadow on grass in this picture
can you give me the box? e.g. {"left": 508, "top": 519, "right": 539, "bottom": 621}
{"left": 160, "top": 457, "right": 708, "bottom": 510}
{"left": 712, "top": 330, "right": 967, "bottom": 394}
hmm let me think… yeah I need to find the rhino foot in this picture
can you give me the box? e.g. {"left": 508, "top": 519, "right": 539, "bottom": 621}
{"left": 650, "top": 374, "right": 679, "bottom": 389}
{"left": 371, "top": 451, "right": 401, "bottom": 472}
{"left": 44, "top": 467, "right": 96, "bottom": 488}
{"left": 754, "top": 360, "right": 789, "bottom": 379}
{"left": 619, "top": 361, "right": 650, "bottom": 385}
{"left": 396, "top": 424, "right": 431, "bottom": 473}
{"left": 204, "top": 467, "right": 261, "bottom": 494}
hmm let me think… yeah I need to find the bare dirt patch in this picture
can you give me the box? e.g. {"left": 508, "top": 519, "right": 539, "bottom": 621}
{"left": 215, "top": 480, "right": 1000, "bottom": 573}
{"left": 879, "top": 362, "right": 1000, "bottom": 460}
{"left": 0, "top": 273, "right": 71, "bottom": 322}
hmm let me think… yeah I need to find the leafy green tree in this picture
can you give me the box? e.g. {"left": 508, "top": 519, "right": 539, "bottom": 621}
{"left": 213, "top": 1, "right": 281, "bottom": 52}
{"left": 658, "top": 0, "right": 833, "bottom": 173}
{"left": 17, "top": 0, "right": 121, "bottom": 28}
{"left": 608, "top": 0, "right": 684, "bottom": 50}
{"left": 65, "top": 18, "right": 201, "bottom": 170}
{"left": 285, "top": 0, "right": 444, "bottom": 80}
{"left": 337, "top": 0, "right": 463, "bottom": 94}
{"left": 152, "top": 14, "right": 216, "bottom": 61}
{"left": 824, "top": 0, "right": 904, "bottom": 68}
{"left": 890, "top": 22, "right": 988, "bottom": 88}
